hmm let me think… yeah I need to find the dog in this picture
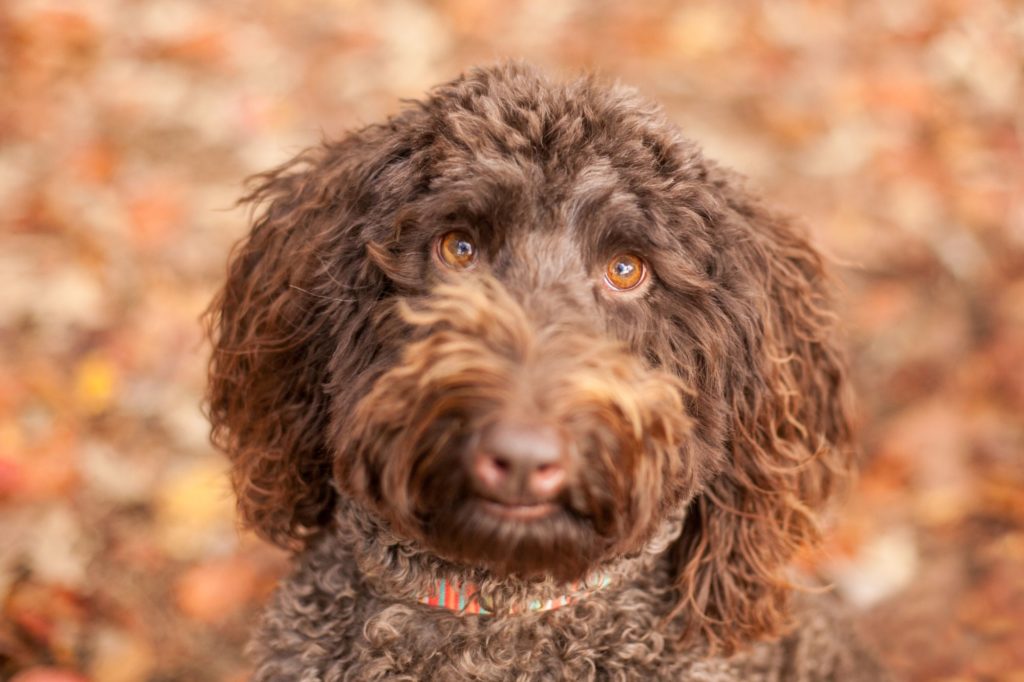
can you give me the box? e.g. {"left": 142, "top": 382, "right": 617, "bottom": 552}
{"left": 206, "top": 63, "right": 888, "bottom": 680}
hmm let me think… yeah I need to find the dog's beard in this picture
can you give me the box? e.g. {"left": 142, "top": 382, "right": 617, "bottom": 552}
{"left": 334, "top": 277, "right": 696, "bottom": 581}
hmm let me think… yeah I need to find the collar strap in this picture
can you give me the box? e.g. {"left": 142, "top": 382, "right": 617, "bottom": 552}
{"left": 418, "top": 574, "right": 611, "bottom": 615}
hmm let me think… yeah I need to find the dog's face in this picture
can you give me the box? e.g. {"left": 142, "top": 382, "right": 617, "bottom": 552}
{"left": 336, "top": 195, "right": 709, "bottom": 581}
{"left": 208, "top": 64, "right": 852, "bottom": 650}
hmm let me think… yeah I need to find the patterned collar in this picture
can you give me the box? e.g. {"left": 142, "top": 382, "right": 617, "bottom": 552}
{"left": 418, "top": 574, "right": 611, "bottom": 615}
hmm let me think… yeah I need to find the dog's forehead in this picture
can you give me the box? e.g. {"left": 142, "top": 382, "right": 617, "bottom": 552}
{"left": 420, "top": 118, "right": 678, "bottom": 235}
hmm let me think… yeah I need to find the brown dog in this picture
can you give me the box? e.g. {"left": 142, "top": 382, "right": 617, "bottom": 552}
{"left": 206, "top": 63, "right": 887, "bottom": 680}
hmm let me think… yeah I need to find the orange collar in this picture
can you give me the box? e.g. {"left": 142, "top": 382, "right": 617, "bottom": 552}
{"left": 418, "top": 574, "right": 611, "bottom": 615}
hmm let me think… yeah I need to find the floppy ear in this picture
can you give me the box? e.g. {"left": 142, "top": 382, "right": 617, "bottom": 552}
{"left": 669, "top": 168, "right": 854, "bottom": 652}
{"left": 205, "top": 128, "right": 408, "bottom": 549}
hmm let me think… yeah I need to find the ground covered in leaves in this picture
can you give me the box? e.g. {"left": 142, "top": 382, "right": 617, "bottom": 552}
{"left": 1, "top": 1, "right": 1022, "bottom": 680}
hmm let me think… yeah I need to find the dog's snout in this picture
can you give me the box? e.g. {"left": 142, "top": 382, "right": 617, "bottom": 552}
{"left": 469, "top": 421, "right": 570, "bottom": 503}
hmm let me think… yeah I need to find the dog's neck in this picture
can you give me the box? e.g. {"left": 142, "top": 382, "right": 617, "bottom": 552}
{"left": 331, "top": 500, "right": 686, "bottom": 617}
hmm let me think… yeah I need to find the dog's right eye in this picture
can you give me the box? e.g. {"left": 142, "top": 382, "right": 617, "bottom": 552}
{"left": 436, "top": 231, "right": 478, "bottom": 270}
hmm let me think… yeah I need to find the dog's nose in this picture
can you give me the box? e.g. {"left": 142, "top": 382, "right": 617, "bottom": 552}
{"left": 469, "top": 421, "right": 569, "bottom": 503}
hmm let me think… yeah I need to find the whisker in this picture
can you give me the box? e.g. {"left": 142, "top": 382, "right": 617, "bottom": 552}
{"left": 289, "top": 284, "right": 357, "bottom": 303}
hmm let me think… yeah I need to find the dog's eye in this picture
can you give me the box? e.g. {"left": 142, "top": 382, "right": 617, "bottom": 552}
{"left": 436, "top": 231, "right": 477, "bottom": 270}
{"left": 604, "top": 254, "right": 646, "bottom": 291}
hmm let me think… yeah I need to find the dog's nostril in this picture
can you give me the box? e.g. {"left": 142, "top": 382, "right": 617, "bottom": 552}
{"left": 528, "top": 462, "right": 567, "bottom": 499}
{"left": 472, "top": 452, "right": 512, "bottom": 490}
{"left": 468, "top": 420, "right": 571, "bottom": 503}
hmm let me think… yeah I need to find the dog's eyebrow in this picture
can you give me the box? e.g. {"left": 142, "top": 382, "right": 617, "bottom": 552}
{"left": 595, "top": 214, "right": 657, "bottom": 245}
{"left": 566, "top": 161, "right": 655, "bottom": 241}
{"left": 567, "top": 183, "right": 670, "bottom": 255}
{"left": 412, "top": 155, "right": 536, "bottom": 233}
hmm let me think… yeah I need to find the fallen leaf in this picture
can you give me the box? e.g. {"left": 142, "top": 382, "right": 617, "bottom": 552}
{"left": 73, "top": 355, "right": 118, "bottom": 416}
{"left": 174, "top": 555, "right": 259, "bottom": 624}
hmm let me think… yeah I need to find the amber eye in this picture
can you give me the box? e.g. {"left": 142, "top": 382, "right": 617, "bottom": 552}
{"left": 604, "top": 254, "right": 646, "bottom": 291}
{"left": 436, "top": 231, "right": 477, "bottom": 269}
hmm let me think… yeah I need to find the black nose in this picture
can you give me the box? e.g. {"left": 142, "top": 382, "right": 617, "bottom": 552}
{"left": 469, "top": 420, "right": 570, "bottom": 504}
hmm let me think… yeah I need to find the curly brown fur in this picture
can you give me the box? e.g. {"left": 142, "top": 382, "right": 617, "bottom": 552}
{"left": 206, "top": 62, "right": 885, "bottom": 679}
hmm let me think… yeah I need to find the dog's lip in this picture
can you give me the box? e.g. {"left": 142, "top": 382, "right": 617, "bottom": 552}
{"left": 476, "top": 497, "right": 559, "bottom": 521}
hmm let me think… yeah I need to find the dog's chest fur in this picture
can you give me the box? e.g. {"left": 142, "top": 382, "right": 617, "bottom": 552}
{"left": 248, "top": 508, "right": 883, "bottom": 681}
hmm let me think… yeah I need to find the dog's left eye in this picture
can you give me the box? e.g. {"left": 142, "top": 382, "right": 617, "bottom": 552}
{"left": 436, "top": 231, "right": 477, "bottom": 270}
{"left": 604, "top": 254, "right": 646, "bottom": 291}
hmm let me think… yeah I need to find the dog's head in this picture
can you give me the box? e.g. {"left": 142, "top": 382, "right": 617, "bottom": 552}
{"left": 207, "top": 63, "right": 852, "bottom": 651}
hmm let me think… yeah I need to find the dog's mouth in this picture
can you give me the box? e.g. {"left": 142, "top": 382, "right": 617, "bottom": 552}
{"left": 411, "top": 484, "right": 605, "bottom": 580}
{"left": 475, "top": 496, "right": 560, "bottom": 522}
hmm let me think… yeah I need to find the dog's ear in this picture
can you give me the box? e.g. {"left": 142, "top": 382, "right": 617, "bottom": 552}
{"left": 669, "top": 168, "right": 854, "bottom": 652}
{"left": 205, "top": 128, "right": 407, "bottom": 549}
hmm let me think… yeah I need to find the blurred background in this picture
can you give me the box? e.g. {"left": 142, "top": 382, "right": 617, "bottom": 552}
{"left": 1, "top": 1, "right": 1021, "bottom": 680}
